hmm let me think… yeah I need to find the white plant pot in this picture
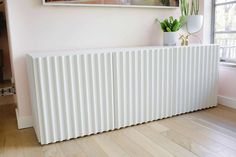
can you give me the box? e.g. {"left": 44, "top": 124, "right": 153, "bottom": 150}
{"left": 163, "top": 32, "right": 178, "bottom": 46}
{"left": 187, "top": 15, "right": 203, "bottom": 34}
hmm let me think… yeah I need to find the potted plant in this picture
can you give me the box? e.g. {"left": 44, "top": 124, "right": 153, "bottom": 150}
{"left": 187, "top": 0, "right": 203, "bottom": 34}
{"left": 160, "top": 0, "right": 170, "bottom": 6}
{"left": 180, "top": 0, "right": 203, "bottom": 34}
{"left": 157, "top": 16, "right": 185, "bottom": 46}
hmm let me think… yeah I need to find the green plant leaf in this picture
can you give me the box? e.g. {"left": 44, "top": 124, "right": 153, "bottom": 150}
{"left": 164, "top": 19, "right": 171, "bottom": 28}
{"left": 169, "top": 16, "right": 174, "bottom": 23}
{"left": 179, "top": 16, "right": 186, "bottom": 27}
{"left": 166, "top": 27, "right": 172, "bottom": 32}
{"left": 172, "top": 22, "right": 180, "bottom": 31}
{"left": 160, "top": 22, "right": 166, "bottom": 32}
{"left": 156, "top": 16, "right": 184, "bottom": 32}
{"left": 191, "top": 0, "right": 194, "bottom": 15}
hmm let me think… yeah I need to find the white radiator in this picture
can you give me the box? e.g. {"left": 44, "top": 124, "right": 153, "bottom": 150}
{"left": 27, "top": 45, "right": 219, "bottom": 144}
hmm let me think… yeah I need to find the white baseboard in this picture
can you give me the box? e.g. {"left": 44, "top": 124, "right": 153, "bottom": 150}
{"left": 218, "top": 95, "right": 236, "bottom": 109}
{"left": 15, "top": 108, "right": 33, "bottom": 129}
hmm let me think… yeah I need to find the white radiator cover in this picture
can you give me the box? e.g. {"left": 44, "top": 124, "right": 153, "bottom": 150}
{"left": 27, "top": 45, "right": 219, "bottom": 144}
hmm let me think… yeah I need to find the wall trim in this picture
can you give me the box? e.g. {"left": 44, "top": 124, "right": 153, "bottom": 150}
{"left": 218, "top": 95, "right": 236, "bottom": 109}
{"left": 15, "top": 108, "right": 33, "bottom": 129}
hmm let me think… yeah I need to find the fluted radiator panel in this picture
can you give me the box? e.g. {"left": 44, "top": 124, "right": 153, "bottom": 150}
{"left": 27, "top": 45, "right": 219, "bottom": 144}
{"left": 113, "top": 45, "right": 219, "bottom": 128}
{"left": 27, "top": 53, "right": 115, "bottom": 144}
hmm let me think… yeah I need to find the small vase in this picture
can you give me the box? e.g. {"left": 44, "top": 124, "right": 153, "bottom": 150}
{"left": 163, "top": 32, "right": 178, "bottom": 46}
{"left": 187, "top": 15, "right": 203, "bottom": 34}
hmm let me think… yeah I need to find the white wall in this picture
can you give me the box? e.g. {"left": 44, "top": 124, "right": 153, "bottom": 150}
{"left": 219, "top": 66, "right": 236, "bottom": 99}
{"left": 5, "top": 0, "right": 207, "bottom": 127}
{"left": 218, "top": 66, "right": 236, "bottom": 109}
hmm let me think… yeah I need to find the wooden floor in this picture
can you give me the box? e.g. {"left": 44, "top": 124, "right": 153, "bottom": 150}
{"left": 1, "top": 103, "right": 236, "bottom": 157}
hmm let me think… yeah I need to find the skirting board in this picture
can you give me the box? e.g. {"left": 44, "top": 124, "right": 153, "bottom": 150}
{"left": 15, "top": 108, "right": 33, "bottom": 129}
{"left": 218, "top": 95, "right": 236, "bottom": 109}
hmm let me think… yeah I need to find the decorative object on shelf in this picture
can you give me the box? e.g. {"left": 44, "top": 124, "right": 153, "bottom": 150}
{"left": 179, "top": 0, "right": 203, "bottom": 44}
{"left": 187, "top": 0, "right": 203, "bottom": 34}
{"left": 180, "top": 0, "right": 190, "bottom": 16}
{"left": 157, "top": 16, "right": 185, "bottom": 46}
{"left": 160, "top": 0, "right": 170, "bottom": 6}
{"left": 163, "top": 32, "right": 178, "bottom": 46}
{"left": 190, "top": 0, "right": 199, "bottom": 15}
{"left": 42, "top": 0, "right": 179, "bottom": 8}
{"left": 187, "top": 15, "right": 203, "bottom": 34}
{"left": 179, "top": 34, "right": 189, "bottom": 46}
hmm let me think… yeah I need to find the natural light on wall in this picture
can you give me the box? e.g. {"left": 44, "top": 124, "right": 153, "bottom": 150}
{"left": 214, "top": 0, "right": 236, "bottom": 63}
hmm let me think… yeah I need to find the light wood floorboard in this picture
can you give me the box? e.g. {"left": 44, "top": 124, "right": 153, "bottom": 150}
{"left": 1, "top": 104, "right": 236, "bottom": 157}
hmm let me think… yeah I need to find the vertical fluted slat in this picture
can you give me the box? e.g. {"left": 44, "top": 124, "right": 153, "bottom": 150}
{"left": 153, "top": 49, "right": 158, "bottom": 119}
{"left": 179, "top": 48, "right": 184, "bottom": 113}
{"left": 137, "top": 51, "right": 142, "bottom": 124}
{"left": 186, "top": 47, "right": 191, "bottom": 112}
{"left": 118, "top": 52, "right": 124, "bottom": 127}
{"left": 134, "top": 51, "right": 139, "bottom": 124}
{"left": 33, "top": 58, "right": 46, "bottom": 143}
{"left": 52, "top": 57, "right": 64, "bottom": 141}
{"left": 37, "top": 58, "right": 49, "bottom": 143}
{"left": 106, "top": 53, "right": 114, "bottom": 130}
{"left": 183, "top": 47, "right": 188, "bottom": 113}
{"left": 171, "top": 48, "right": 176, "bottom": 115}
{"left": 140, "top": 50, "right": 145, "bottom": 122}
{"left": 204, "top": 46, "right": 209, "bottom": 108}
{"left": 65, "top": 56, "right": 75, "bottom": 137}
{"left": 196, "top": 47, "right": 201, "bottom": 110}
{"left": 146, "top": 50, "right": 151, "bottom": 121}
{"left": 191, "top": 47, "right": 197, "bottom": 111}
{"left": 123, "top": 51, "right": 127, "bottom": 126}
{"left": 199, "top": 46, "right": 204, "bottom": 109}
{"left": 44, "top": 57, "right": 56, "bottom": 142}
{"left": 61, "top": 57, "right": 71, "bottom": 139}
{"left": 169, "top": 48, "right": 174, "bottom": 116}
{"left": 151, "top": 50, "right": 156, "bottom": 120}
{"left": 97, "top": 54, "right": 104, "bottom": 132}
{"left": 73, "top": 55, "right": 82, "bottom": 136}
{"left": 77, "top": 55, "right": 86, "bottom": 135}
{"left": 91, "top": 54, "right": 99, "bottom": 133}
{"left": 176, "top": 48, "right": 181, "bottom": 114}
{"left": 159, "top": 48, "right": 164, "bottom": 118}
{"left": 130, "top": 51, "right": 135, "bottom": 125}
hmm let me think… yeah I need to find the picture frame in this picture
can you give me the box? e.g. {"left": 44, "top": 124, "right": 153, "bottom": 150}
{"left": 42, "top": 0, "right": 179, "bottom": 8}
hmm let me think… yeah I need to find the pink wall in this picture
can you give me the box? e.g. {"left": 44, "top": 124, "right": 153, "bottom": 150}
{"left": 5, "top": 0, "right": 208, "bottom": 121}
{"left": 219, "top": 66, "right": 236, "bottom": 99}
